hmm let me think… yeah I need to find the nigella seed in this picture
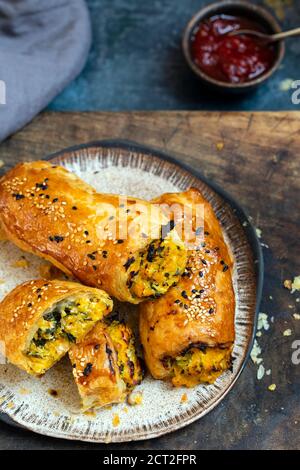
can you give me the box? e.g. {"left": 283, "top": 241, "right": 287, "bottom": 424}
{"left": 223, "top": 265, "right": 229, "bottom": 272}
{"left": 27, "top": 303, "right": 32, "bottom": 308}
{"left": 220, "top": 260, "right": 225, "bottom": 265}
{"left": 201, "top": 259, "right": 207, "bottom": 265}
{"left": 117, "top": 240, "right": 124, "bottom": 244}
{"left": 174, "top": 299, "right": 180, "bottom": 304}
{"left": 49, "top": 235, "right": 64, "bottom": 243}
{"left": 72, "top": 206, "right": 77, "bottom": 210}
{"left": 199, "top": 271, "right": 204, "bottom": 277}
{"left": 84, "top": 230, "right": 89, "bottom": 236}
{"left": 87, "top": 254, "right": 96, "bottom": 260}
{"left": 83, "top": 363, "right": 93, "bottom": 377}
{"left": 13, "top": 193, "right": 25, "bottom": 200}
{"left": 52, "top": 198, "right": 58, "bottom": 203}
{"left": 181, "top": 290, "right": 188, "bottom": 299}
{"left": 209, "top": 308, "right": 214, "bottom": 314}
{"left": 92, "top": 265, "right": 97, "bottom": 271}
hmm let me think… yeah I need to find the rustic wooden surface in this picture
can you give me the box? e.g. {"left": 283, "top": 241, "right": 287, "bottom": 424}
{"left": 0, "top": 111, "right": 299, "bottom": 450}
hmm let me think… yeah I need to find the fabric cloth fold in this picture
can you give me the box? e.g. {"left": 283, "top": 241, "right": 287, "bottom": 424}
{"left": 0, "top": 0, "right": 91, "bottom": 141}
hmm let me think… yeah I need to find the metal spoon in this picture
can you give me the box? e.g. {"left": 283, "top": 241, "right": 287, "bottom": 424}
{"left": 229, "top": 27, "right": 300, "bottom": 44}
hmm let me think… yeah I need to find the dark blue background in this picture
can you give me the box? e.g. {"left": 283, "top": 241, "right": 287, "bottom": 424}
{"left": 49, "top": 0, "right": 300, "bottom": 111}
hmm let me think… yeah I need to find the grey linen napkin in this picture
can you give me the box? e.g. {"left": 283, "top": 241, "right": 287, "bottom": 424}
{"left": 0, "top": 0, "right": 91, "bottom": 141}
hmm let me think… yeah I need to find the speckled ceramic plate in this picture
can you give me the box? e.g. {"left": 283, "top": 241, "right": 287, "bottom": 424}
{"left": 0, "top": 140, "right": 263, "bottom": 442}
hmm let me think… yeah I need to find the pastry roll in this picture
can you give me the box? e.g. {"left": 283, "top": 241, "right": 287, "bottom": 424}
{"left": 139, "top": 188, "right": 235, "bottom": 387}
{"left": 0, "top": 161, "right": 187, "bottom": 304}
{"left": 69, "top": 319, "right": 143, "bottom": 410}
{"left": 0, "top": 280, "right": 113, "bottom": 376}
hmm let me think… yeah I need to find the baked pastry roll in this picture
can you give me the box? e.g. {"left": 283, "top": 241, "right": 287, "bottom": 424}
{"left": 0, "top": 280, "right": 113, "bottom": 376}
{"left": 139, "top": 188, "right": 235, "bottom": 387}
{"left": 0, "top": 161, "right": 187, "bottom": 304}
{"left": 69, "top": 319, "right": 143, "bottom": 410}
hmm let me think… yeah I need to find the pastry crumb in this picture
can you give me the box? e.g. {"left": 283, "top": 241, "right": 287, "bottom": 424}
{"left": 255, "top": 228, "right": 262, "bottom": 238}
{"left": 257, "top": 364, "right": 265, "bottom": 380}
{"left": 112, "top": 413, "right": 120, "bottom": 427}
{"left": 293, "top": 313, "right": 300, "bottom": 320}
{"left": 216, "top": 142, "right": 224, "bottom": 151}
{"left": 268, "top": 384, "right": 276, "bottom": 392}
{"left": 283, "top": 329, "right": 292, "bottom": 336}
{"left": 181, "top": 393, "right": 188, "bottom": 403}
{"left": 292, "top": 276, "right": 300, "bottom": 293}
{"left": 128, "top": 391, "right": 143, "bottom": 406}
{"left": 279, "top": 78, "right": 294, "bottom": 91}
{"left": 18, "top": 388, "right": 30, "bottom": 395}
{"left": 284, "top": 279, "right": 292, "bottom": 290}
{"left": 12, "top": 257, "right": 29, "bottom": 268}
{"left": 250, "top": 339, "right": 263, "bottom": 365}
{"left": 257, "top": 312, "right": 270, "bottom": 331}
{"left": 0, "top": 160, "right": 4, "bottom": 168}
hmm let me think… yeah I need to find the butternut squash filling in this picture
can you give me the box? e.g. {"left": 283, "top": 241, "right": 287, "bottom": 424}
{"left": 27, "top": 294, "right": 111, "bottom": 375}
{"left": 126, "top": 235, "right": 187, "bottom": 300}
{"left": 164, "top": 345, "right": 232, "bottom": 387}
{"left": 106, "top": 320, "right": 143, "bottom": 390}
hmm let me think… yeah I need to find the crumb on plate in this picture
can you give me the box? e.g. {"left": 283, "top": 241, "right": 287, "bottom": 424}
{"left": 283, "top": 329, "right": 292, "bottom": 336}
{"left": 12, "top": 257, "right": 29, "bottom": 268}
{"left": 181, "top": 393, "right": 188, "bottom": 403}
{"left": 112, "top": 413, "right": 120, "bottom": 427}
{"left": 268, "top": 384, "right": 276, "bottom": 392}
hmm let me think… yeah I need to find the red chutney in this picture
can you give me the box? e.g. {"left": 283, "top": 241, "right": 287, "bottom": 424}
{"left": 191, "top": 15, "right": 276, "bottom": 84}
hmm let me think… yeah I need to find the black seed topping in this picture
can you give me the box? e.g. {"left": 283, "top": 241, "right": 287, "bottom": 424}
{"left": 181, "top": 290, "right": 188, "bottom": 299}
{"left": 72, "top": 206, "right": 77, "bottom": 210}
{"left": 117, "top": 239, "right": 124, "bottom": 244}
{"left": 52, "top": 198, "right": 58, "bottom": 203}
{"left": 13, "top": 193, "right": 25, "bottom": 200}
{"left": 84, "top": 230, "right": 89, "bottom": 235}
{"left": 83, "top": 362, "right": 93, "bottom": 377}
{"left": 92, "top": 265, "right": 97, "bottom": 271}
{"left": 87, "top": 253, "right": 96, "bottom": 260}
{"left": 49, "top": 235, "right": 64, "bottom": 243}
{"left": 223, "top": 265, "right": 229, "bottom": 272}
{"left": 209, "top": 308, "right": 214, "bottom": 314}
{"left": 202, "top": 259, "right": 207, "bottom": 265}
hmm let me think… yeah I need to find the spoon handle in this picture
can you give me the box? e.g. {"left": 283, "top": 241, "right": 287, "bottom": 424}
{"left": 271, "top": 27, "right": 300, "bottom": 42}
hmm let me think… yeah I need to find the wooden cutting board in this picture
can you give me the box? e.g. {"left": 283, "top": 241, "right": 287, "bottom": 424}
{"left": 0, "top": 111, "right": 300, "bottom": 450}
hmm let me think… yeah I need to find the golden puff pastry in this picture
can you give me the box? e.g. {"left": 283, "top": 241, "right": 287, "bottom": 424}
{"left": 0, "top": 161, "right": 187, "bottom": 304}
{"left": 69, "top": 319, "right": 143, "bottom": 410}
{"left": 139, "top": 188, "right": 235, "bottom": 387}
{"left": 0, "top": 280, "right": 113, "bottom": 376}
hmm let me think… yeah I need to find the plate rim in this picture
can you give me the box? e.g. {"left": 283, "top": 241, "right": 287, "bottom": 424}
{"left": 0, "top": 139, "right": 264, "bottom": 442}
